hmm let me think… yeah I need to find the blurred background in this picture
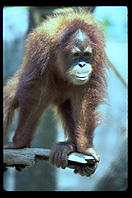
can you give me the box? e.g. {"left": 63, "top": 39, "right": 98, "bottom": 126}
{"left": 3, "top": 6, "right": 128, "bottom": 191}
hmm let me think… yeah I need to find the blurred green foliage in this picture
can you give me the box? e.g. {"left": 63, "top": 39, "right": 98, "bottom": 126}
{"left": 4, "top": 6, "right": 29, "bottom": 9}
{"left": 102, "top": 17, "right": 112, "bottom": 36}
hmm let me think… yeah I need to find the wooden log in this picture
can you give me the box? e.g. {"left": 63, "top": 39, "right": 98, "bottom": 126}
{"left": 3, "top": 148, "right": 97, "bottom": 171}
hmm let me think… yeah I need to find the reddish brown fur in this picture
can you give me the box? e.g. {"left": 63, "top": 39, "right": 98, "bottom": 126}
{"left": 3, "top": 8, "right": 108, "bottom": 175}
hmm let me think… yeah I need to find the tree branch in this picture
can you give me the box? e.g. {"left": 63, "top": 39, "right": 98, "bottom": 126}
{"left": 3, "top": 148, "right": 96, "bottom": 171}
